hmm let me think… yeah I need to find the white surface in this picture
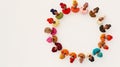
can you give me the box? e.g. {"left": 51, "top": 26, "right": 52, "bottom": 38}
{"left": 0, "top": 0, "right": 120, "bottom": 67}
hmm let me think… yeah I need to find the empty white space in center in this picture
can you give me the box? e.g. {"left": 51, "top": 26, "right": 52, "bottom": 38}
{"left": 58, "top": 13, "right": 100, "bottom": 53}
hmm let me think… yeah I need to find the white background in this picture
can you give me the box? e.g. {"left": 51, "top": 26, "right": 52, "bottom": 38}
{"left": 0, "top": 0, "right": 120, "bottom": 67}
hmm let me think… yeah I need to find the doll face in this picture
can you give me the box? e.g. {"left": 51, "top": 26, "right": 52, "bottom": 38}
{"left": 54, "top": 11, "right": 59, "bottom": 15}
{"left": 98, "top": 17, "right": 104, "bottom": 21}
{"left": 73, "top": 2, "right": 78, "bottom": 8}
{"left": 93, "top": 7, "right": 99, "bottom": 13}
{"left": 83, "top": 2, "right": 88, "bottom": 10}
{"left": 104, "top": 24, "right": 111, "bottom": 29}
